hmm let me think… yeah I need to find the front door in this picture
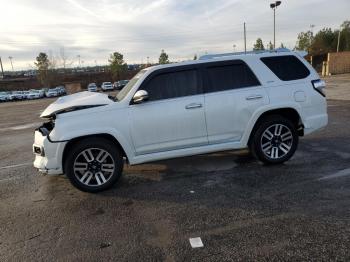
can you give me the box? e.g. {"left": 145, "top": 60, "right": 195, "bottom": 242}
{"left": 129, "top": 68, "right": 208, "bottom": 155}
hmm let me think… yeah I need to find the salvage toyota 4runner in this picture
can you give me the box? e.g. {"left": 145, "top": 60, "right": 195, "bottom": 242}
{"left": 33, "top": 49, "right": 328, "bottom": 192}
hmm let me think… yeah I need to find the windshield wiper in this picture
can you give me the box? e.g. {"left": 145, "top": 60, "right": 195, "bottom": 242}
{"left": 108, "top": 95, "right": 117, "bottom": 102}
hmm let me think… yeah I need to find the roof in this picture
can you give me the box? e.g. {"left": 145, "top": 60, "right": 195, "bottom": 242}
{"left": 146, "top": 48, "right": 308, "bottom": 72}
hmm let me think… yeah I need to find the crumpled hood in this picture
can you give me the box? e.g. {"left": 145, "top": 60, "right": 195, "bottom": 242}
{"left": 40, "top": 91, "right": 114, "bottom": 118}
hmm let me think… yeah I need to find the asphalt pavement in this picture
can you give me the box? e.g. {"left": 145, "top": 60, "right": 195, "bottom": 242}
{"left": 0, "top": 79, "right": 350, "bottom": 261}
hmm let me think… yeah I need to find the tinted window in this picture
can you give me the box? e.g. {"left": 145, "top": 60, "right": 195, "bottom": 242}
{"left": 205, "top": 62, "right": 260, "bottom": 93}
{"left": 142, "top": 69, "right": 199, "bottom": 101}
{"left": 260, "top": 55, "right": 310, "bottom": 81}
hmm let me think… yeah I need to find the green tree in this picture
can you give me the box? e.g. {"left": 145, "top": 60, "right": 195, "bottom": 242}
{"left": 253, "top": 38, "right": 265, "bottom": 51}
{"left": 295, "top": 30, "right": 313, "bottom": 51}
{"left": 310, "top": 28, "right": 337, "bottom": 55}
{"left": 280, "top": 43, "right": 286, "bottom": 48}
{"left": 159, "top": 49, "right": 169, "bottom": 64}
{"left": 35, "top": 52, "right": 50, "bottom": 86}
{"left": 338, "top": 20, "right": 350, "bottom": 51}
{"left": 108, "top": 52, "right": 127, "bottom": 81}
{"left": 193, "top": 54, "right": 197, "bottom": 60}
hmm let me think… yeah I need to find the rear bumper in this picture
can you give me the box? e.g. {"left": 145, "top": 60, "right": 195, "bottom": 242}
{"left": 303, "top": 113, "right": 328, "bottom": 135}
{"left": 33, "top": 130, "right": 66, "bottom": 175}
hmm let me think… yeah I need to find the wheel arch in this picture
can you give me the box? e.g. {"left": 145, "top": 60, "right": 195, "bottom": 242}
{"left": 247, "top": 107, "right": 303, "bottom": 146}
{"left": 62, "top": 133, "right": 128, "bottom": 171}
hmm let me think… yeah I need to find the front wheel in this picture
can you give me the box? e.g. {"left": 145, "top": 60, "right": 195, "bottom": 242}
{"left": 64, "top": 138, "right": 123, "bottom": 192}
{"left": 250, "top": 115, "right": 299, "bottom": 164}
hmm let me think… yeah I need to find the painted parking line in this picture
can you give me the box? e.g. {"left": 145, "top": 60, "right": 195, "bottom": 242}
{"left": 318, "top": 168, "right": 350, "bottom": 181}
{"left": 0, "top": 176, "right": 23, "bottom": 183}
{"left": 0, "top": 163, "right": 32, "bottom": 170}
{"left": 0, "top": 122, "right": 40, "bottom": 132}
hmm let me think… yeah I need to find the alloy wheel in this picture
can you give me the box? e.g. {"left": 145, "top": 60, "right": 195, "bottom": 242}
{"left": 73, "top": 148, "right": 115, "bottom": 187}
{"left": 260, "top": 124, "right": 293, "bottom": 159}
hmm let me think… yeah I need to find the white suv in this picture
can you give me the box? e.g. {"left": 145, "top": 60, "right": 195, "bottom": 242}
{"left": 33, "top": 49, "right": 328, "bottom": 192}
{"left": 101, "top": 82, "right": 114, "bottom": 91}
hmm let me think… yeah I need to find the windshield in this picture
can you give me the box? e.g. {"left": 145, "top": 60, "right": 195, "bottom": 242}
{"left": 116, "top": 69, "right": 147, "bottom": 101}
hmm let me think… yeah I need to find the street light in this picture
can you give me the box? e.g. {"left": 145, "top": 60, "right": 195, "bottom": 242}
{"left": 270, "top": 1, "right": 282, "bottom": 49}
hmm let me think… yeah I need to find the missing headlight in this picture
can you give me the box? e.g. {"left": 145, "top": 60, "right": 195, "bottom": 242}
{"left": 37, "top": 121, "right": 55, "bottom": 136}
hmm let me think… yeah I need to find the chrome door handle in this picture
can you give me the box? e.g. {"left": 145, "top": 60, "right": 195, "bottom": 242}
{"left": 185, "top": 103, "right": 202, "bottom": 109}
{"left": 246, "top": 95, "right": 263, "bottom": 100}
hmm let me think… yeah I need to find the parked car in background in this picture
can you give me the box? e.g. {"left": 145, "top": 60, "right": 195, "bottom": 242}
{"left": 0, "top": 92, "right": 10, "bottom": 102}
{"left": 38, "top": 89, "right": 45, "bottom": 98}
{"left": 7, "top": 92, "right": 16, "bottom": 101}
{"left": 114, "top": 80, "right": 129, "bottom": 90}
{"left": 101, "top": 82, "right": 114, "bottom": 91}
{"left": 30, "top": 89, "right": 44, "bottom": 99}
{"left": 22, "top": 91, "right": 29, "bottom": 99}
{"left": 24, "top": 90, "right": 39, "bottom": 100}
{"left": 55, "top": 86, "right": 66, "bottom": 96}
{"left": 87, "top": 83, "right": 98, "bottom": 92}
{"left": 45, "top": 88, "right": 59, "bottom": 98}
{"left": 12, "top": 91, "right": 25, "bottom": 100}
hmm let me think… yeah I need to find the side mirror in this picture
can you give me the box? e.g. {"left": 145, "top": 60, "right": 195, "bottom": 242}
{"left": 132, "top": 90, "right": 149, "bottom": 104}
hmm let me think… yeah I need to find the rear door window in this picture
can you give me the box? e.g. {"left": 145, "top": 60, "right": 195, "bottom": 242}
{"left": 260, "top": 55, "right": 310, "bottom": 81}
{"left": 142, "top": 69, "right": 200, "bottom": 101}
{"left": 204, "top": 61, "right": 260, "bottom": 93}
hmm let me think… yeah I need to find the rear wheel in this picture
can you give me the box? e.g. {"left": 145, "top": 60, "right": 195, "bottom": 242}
{"left": 250, "top": 115, "right": 298, "bottom": 164}
{"left": 64, "top": 138, "right": 123, "bottom": 192}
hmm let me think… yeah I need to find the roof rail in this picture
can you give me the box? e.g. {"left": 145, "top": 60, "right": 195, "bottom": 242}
{"left": 199, "top": 48, "right": 292, "bottom": 60}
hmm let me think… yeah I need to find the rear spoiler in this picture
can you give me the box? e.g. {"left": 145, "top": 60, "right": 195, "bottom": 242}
{"left": 294, "top": 50, "right": 308, "bottom": 57}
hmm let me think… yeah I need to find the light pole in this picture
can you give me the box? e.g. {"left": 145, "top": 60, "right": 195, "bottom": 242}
{"left": 337, "top": 25, "right": 343, "bottom": 52}
{"left": 77, "top": 55, "right": 81, "bottom": 67}
{"left": 8, "top": 56, "right": 14, "bottom": 71}
{"left": 270, "top": 1, "right": 281, "bottom": 49}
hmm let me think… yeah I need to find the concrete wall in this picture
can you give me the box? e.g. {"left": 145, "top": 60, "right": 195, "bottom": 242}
{"left": 327, "top": 51, "right": 350, "bottom": 75}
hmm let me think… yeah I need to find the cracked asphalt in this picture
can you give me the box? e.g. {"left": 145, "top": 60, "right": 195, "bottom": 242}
{"left": 1, "top": 75, "right": 350, "bottom": 261}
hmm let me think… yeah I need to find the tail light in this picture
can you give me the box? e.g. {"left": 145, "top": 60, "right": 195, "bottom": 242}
{"left": 312, "top": 79, "right": 326, "bottom": 97}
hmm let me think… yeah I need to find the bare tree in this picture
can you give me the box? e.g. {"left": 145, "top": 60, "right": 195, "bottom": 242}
{"left": 59, "top": 47, "right": 73, "bottom": 72}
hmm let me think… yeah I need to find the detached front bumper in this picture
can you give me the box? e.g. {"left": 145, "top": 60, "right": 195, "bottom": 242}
{"left": 33, "top": 129, "right": 67, "bottom": 175}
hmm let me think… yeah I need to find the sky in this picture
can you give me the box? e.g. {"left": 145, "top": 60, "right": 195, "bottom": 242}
{"left": 0, "top": 0, "right": 349, "bottom": 70}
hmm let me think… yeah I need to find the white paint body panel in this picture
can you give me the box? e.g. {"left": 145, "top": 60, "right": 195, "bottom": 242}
{"left": 129, "top": 94, "right": 207, "bottom": 155}
{"left": 33, "top": 50, "right": 328, "bottom": 174}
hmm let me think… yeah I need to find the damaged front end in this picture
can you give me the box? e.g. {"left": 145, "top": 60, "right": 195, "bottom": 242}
{"left": 37, "top": 120, "right": 55, "bottom": 137}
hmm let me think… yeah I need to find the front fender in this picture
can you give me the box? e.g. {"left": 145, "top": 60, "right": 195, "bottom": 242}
{"left": 48, "top": 113, "right": 134, "bottom": 161}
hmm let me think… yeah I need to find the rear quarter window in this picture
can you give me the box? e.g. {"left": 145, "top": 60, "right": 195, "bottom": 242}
{"left": 260, "top": 55, "right": 310, "bottom": 81}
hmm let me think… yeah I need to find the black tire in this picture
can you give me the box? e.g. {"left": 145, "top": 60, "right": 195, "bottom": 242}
{"left": 64, "top": 137, "right": 123, "bottom": 192}
{"left": 249, "top": 115, "right": 298, "bottom": 165}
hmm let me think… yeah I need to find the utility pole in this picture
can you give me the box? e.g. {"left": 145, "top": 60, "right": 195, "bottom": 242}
{"left": 8, "top": 56, "right": 14, "bottom": 71}
{"left": 337, "top": 26, "right": 342, "bottom": 52}
{"left": 0, "top": 57, "right": 4, "bottom": 78}
{"left": 244, "top": 22, "right": 247, "bottom": 54}
{"left": 270, "top": 1, "right": 281, "bottom": 49}
{"left": 77, "top": 55, "right": 81, "bottom": 67}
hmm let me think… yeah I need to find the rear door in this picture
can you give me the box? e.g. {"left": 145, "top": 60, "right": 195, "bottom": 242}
{"left": 202, "top": 60, "right": 269, "bottom": 144}
{"left": 129, "top": 66, "right": 208, "bottom": 155}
